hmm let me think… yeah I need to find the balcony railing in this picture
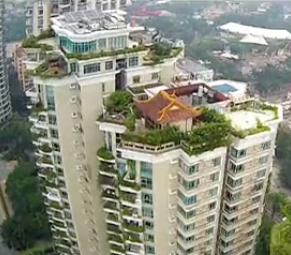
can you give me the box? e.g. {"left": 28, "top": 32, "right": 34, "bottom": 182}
{"left": 121, "top": 141, "right": 178, "bottom": 154}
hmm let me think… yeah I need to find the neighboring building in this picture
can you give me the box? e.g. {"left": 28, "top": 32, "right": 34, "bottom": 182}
{"left": 13, "top": 45, "right": 31, "bottom": 91}
{"left": 25, "top": 9, "right": 183, "bottom": 255}
{"left": 0, "top": 0, "right": 12, "bottom": 123}
{"left": 25, "top": 8, "right": 281, "bottom": 255}
{"left": 176, "top": 58, "right": 214, "bottom": 83}
{"left": 25, "top": 0, "right": 132, "bottom": 36}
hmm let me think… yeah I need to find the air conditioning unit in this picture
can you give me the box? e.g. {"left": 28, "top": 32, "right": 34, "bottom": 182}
{"left": 70, "top": 96, "right": 78, "bottom": 104}
{"left": 71, "top": 112, "right": 79, "bottom": 119}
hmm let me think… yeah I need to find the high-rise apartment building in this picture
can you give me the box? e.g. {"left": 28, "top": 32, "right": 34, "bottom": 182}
{"left": 25, "top": 9, "right": 281, "bottom": 255}
{"left": 26, "top": 0, "right": 132, "bottom": 36}
{"left": 0, "top": 0, "right": 11, "bottom": 123}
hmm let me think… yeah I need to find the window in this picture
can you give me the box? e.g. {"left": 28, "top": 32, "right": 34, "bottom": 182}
{"left": 249, "top": 208, "right": 259, "bottom": 215}
{"left": 129, "top": 56, "right": 139, "bottom": 67}
{"left": 98, "top": 38, "right": 106, "bottom": 49}
{"left": 108, "top": 36, "right": 127, "bottom": 49}
{"left": 144, "top": 234, "right": 154, "bottom": 242}
{"left": 261, "top": 141, "right": 271, "bottom": 150}
{"left": 46, "top": 85, "right": 55, "bottom": 110}
{"left": 144, "top": 221, "right": 154, "bottom": 230}
{"left": 252, "top": 195, "right": 261, "bottom": 203}
{"left": 50, "top": 128, "right": 59, "bottom": 139}
{"left": 133, "top": 75, "right": 140, "bottom": 84}
{"left": 227, "top": 177, "right": 243, "bottom": 188}
{"left": 53, "top": 142, "right": 60, "bottom": 152}
{"left": 252, "top": 182, "right": 264, "bottom": 193}
{"left": 231, "top": 147, "right": 246, "bottom": 158}
{"left": 212, "top": 157, "right": 221, "bottom": 166}
{"left": 102, "top": 83, "right": 105, "bottom": 92}
{"left": 229, "top": 162, "right": 244, "bottom": 174}
{"left": 177, "top": 205, "right": 196, "bottom": 219}
{"left": 141, "top": 162, "right": 152, "bottom": 177}
{"left": 225, "top": 190, "right": 241, "bottom": 202}
{"left": 84, "top": 63, "right": 100, "bottom": 74}
{"left": 207, "top": 215, "right": 215, "bottom": 223}
{"left": 142, "top": 207, "right": 153, "bottom": 218}
{"left": 105, "top": 61, "right": 113, "bottom": 70}
{"left": 247, "top": 230, "right": 255, "bottom": 237}
{"left": 151, "top": 72, "right": 159, "bottom": 80}
{"left": 256, "top": 168, "right": 266, "bottom": 178}
{"left": 54, "top": 155, "right": 62, "bottom": 165}
{"left": 210, "top": 172, "right": 219, "bottom": 182}
{"left": 248, "top": 219, "right": 257, "bottom": 226}
{"left": 145, "top": 245, "right": 155, "bottom": 254}
{"left": 187, "top": 164, "right": 199, "bottom": 175}
{"left": 142, "top": 193, "right": 153, "bottom": 204}
{"left": 178, "top": 191, "right": 197, "bottom": 205}
{"left": 259, "top": 156, "right": 268, "bottom": 165}
{"left": 208, "top": 187, "right": 218, "bottom": 197}
{"left": 179, "top": 176, "right": 199, "bottom": 190}
{"left": 48, "top": 114, "right": 57, "bottom": 125}
{"left": 205, "top": 227, "right": 214, "bottom": 235}
{"left": 209, "top": 202, "right": 216, "bottom": 210}
{"left": 141, "top": 177, "right": 152, "bottom": 189}
{"left": 221, "top": 228, "right": 235, "bottom": 237}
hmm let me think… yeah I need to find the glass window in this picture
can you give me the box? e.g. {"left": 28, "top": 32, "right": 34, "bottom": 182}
{"left": 105, "top": 61, "right": 113, "bottom": 70}
{"left": 142, "top": 193, "right": 153, "bottom": 204}
{"left": 177, "top": 205, "right": 196, "bottom": 219}
{"left": 212, "top": 157, "right": 221, "bottom": 166}
{"left": 45, "top": 85, "right": 55, "bottom": 110}
{"left": 256, "top": 168, "right": 266, "bottom": 178}
{"left": 252, "top": 195, "right": 261, "bottom": 203}
{"left": 261, "top": 141, "right": 271, "bottom": 150}
{"left": 210, "top": 172, "right": 219, "bottom": 182}
{"left": 209, "top": 202, "right": 216, "bottom": 210}
{"left": 129, "top": 56, "right": 139, "bottom": 67}
{"left": 50, "top": 128, "right": 59, "bottom": 139}
{"left": 208, "top": 187, "right": 218, "bottom": 197}
{"left": 151, "top": 72, "right": 159, "bottom": 80}
{"left": 145, "top": 245, "right": 155, "bottom": 254}
{"left": 98, "top": 38, "right": 106, "bottom": 49}
{"left": 259, "top": 156, "right": 268, "bottom": 164}
{"left": 185, "top": 164, "right": 199, "bottom": 175}
{"left": 133, "top": 75, "right": 140, "bottom": 83}
{"left": 229, "top": 162, "right": 244, "bottom": 174}
{"left": 141, "top": 162, "right": 152, "bottom": 177}
{"left": 179, "top": 176, "right": 199, "bottom": 190}
{"left": 231, "top": 147, "right": 246, "bottom": 158}
{"left": 48, "top": 114, "right": 57, "bottom": 125}
{"left": 207, "top": 215, "right": 215, "bottom": 223}
{"left": 84, "top": 63, "right": 100, "bottom": 74}
{"left": 205, "top": 227, "right": 214, "bottom": 235}
{"left": 178, "top": 191, "right": 197, "bottom": 205}
{"left": 227, "top": 177, "right": 243, "bottom": 188}
{"left": 142, "top": 207, "right": 153, "bottom": 218}
{"left": 141, "top": 177, "right": 152, "bottom": 189}
{"left": 144, "top": 221, "right": 154, "bottom": 230}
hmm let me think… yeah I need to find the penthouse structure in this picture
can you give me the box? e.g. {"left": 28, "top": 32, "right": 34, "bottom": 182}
{"left": 25, "top": 8, "right": 281, "bottom": 255}
{"left": 25, "top": 0, "right": 132, "bottom": 36}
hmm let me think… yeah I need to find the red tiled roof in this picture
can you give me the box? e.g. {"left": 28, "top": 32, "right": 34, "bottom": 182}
{"left": 135, "top": 91, "right": 201, "bottom": 124}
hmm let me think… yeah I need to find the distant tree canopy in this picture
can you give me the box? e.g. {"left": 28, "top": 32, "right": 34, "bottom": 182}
{"left": 1, "top": 162, "right": 51, "bottom": 250}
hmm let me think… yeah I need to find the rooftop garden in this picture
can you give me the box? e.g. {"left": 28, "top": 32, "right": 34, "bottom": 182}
{"left": 31, "top": 55, "right": 68, "bottom": 79}
{"left": 143, "top": 42, "right": 183, "bottom": 65}
{"left": 97, "top": 147, "right": 115, "bottom": 160}
{"left": 122, "top": 108, "right": 232, "bottom": 155}
{"left": 98, "top": 90, "right": 136, "bottom": 131}
{"left": 65, "top": 45, "right": 147, "bottom": 60}
{"left": 22, "top": 29, "right": 54, "bottom": 50}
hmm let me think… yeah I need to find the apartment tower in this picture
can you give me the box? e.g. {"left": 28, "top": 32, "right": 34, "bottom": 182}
{"left": 26, "top": 0, "right": 132, "bottom": 36}
{"left": 0, "top": 0, "right": 11, "bottom": 123}
{"left": 25, "top": 9, "right": 281, "bottom": 255}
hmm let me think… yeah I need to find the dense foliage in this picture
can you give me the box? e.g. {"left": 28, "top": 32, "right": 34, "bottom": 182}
{"left": 1, "top": 162, "right": 51, "bottom": 250}
{"left": 106, "top": 90, "right": 133, "bottom": 113}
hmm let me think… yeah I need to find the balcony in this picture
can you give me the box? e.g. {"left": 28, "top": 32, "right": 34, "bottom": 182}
{"left": 39, "top": 143, "right": 53, "bottom": 155}
{"left": 123, "top": 222, "right": 144, "bottom": 234}
{"left": 119, "top": 175, "right": 141, "bottom": 193}
{"left": 120, "top": 191, "right": 137, "bottom": 207}
{"left": 36, "top": 155, "right": 53, "bottom": 168}
{"left": 98, "top": 175, "right": 117, "bottom": 188}
{"left": 106, "top": 213, "right": 121, "bottom": 224}
{"left": 99, "top": 162, "right": 117, "bottom": 177}
{"left": 108, "top": 233, "right": 124, "bottom": 244}
{"left": 97, "top": 147, "right": 115, "bottom": 163}
{"left": 110, "top": 244, "right": 125, "bottom": 255}
{"left": 104, "top": 201, "right": 119, "bottom": 213}
{"left": 107, "top": 223, "right": 123, "bottom": 234}
{"left": 102, "top": 189, "right": 119, "bottom": 201}
{"left": 124, "top": 233, "right": 142, "bottom": 244}
{"left": 48, "top": 201, "right": 63, "bottom": 211}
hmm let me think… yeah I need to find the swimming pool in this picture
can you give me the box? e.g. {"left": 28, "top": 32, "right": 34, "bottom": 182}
{"left": 212, "top": 83, "right": 237, "bottom": 93}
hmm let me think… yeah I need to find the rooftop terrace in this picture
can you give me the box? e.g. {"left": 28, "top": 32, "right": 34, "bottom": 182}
{"left": 98, "top": 81, "right": 280, "bottom": 155}
{"left": 52, "top": 10, "right": 128, "bottom": 34}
